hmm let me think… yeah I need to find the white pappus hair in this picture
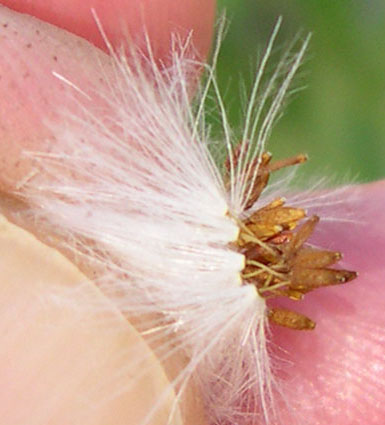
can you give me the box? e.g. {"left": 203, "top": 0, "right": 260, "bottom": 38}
{"left": 20, "top": 18, "right": 310, "bottom": 425}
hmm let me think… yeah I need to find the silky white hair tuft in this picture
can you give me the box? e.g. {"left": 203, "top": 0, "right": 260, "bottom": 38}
{"left": 18, "top": 18, "right": 313, "bottom": 425}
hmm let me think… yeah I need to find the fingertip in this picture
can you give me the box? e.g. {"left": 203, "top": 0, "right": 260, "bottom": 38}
{"left": 0, "top": 6, "right": 113, "bottom": 191}
{"left": 0, "top": 0, "right": 216, "bottom": 61}
{"left": 269, "top": 182, "right": 385, "bottom": 424}
{"left": 0, "top": 1, "right": 216, "bottom": 192}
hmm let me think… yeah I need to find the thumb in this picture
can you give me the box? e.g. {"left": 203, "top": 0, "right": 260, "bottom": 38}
{"left": 0, "top": 213, "right": 183, "bottom": 425}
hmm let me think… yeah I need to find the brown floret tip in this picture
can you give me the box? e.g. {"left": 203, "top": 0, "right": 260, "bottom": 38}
{"left": 227, "top": 147, "right": 357, "bottom": 330}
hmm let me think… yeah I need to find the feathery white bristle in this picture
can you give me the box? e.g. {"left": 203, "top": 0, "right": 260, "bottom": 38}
{"left": 19, "top": 20, "right": 311, "bottom": 425}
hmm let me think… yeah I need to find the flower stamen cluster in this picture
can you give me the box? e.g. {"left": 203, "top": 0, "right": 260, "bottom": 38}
{"left": 230, "top": 149, "right": 358, "bottom": 330}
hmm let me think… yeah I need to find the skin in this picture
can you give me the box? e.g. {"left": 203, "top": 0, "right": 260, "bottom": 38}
{"left": 271, "top": 181, "right": 385, "bottom": 424}
{"left": 0, "top": 214, "right": 184, "bottom": 425}
{"left": 0, "top": 2, "right": 214, "bottom": 425}
{"left": 0, "top": 2, "right": 384, "bottom": 424}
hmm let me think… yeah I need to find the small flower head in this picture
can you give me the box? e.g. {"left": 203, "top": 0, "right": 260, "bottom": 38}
{"left": 18, "top": 18, "right": 357, "bottom": 425}
{"left": 230, "top": 149, "right": 357, "bottom": 330}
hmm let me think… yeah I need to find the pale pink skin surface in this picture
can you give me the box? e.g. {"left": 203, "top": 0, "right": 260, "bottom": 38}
{"left": 0, "top": 0, "right": 215, "bottom": 191}
{"left": 0, "top": 0, "right": 214, "bottom": 58}
{"left": 271, "top": 181, "right": 385, "bottom": 424}
{"left": 0, "top": 2, "right": 384, "bottom": 424}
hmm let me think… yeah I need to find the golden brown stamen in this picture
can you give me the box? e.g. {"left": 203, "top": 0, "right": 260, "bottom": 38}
{"left": 290, "top": 267, "right": 357, "bottom": 291}
{"left": 267, "top": 153, "right": 308, "bottom": 173}
{"left": 242, "top": 202, "right": 306, "bottom": 241}
{"left": 268, "top": 307, "right": 315, "bottom": 330}
{"left": 228, "top": 149, "right": 357, "bottom": 330}
{"left": 293, "top": 248, "right": 342, "bottom": 268}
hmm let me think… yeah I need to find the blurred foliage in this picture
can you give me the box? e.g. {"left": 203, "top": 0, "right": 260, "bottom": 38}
{"left": 214, "top": 0, "right": 385, "bottom": 184}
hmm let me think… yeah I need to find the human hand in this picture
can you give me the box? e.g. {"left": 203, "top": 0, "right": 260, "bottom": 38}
{"left": 0, "top": 2, "right": 384, "bottom": 425}
{"left": 0, "top": 2, "right": 214, "bottom": 424}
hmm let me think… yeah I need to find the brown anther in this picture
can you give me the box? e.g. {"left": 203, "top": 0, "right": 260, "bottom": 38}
{"left": 243, "top": 176, "right": 270, "bottom": 211}
{"left": 242, "top": 153, "right": 306, "bottom": 211}
{"left": 240, "top": 151, "right": 272, "bottom": 210}
{"left": 259, "top": 198, "right": 286, "bottom": 210}
{"left": 230, "top": 150, "right": 358, "bottom": 331}
{"left": 246, "top": 223, "right": 284, "bottom": 240}
{"left": 293, "top": 248, "right": 342, "bottom": 268}
{"left": 269, "top": 287, "right": 305, "bottom": 300}
{"left": 268, "top": 308, "right": 315, "bottom": 330}
{"left": 267, "top": 153, "right": 308, "bottom": 173}
{"left": 242, "top": 244, "right": 278, "bottom": 264}
{"left": 248, "top": 206, "right": 306, "bottom": 229}
{"left": 225, "top": 145, "right": 274, "bottom": 210}
{"left": 290, "top": 268, "right": 358, "bottom": 291}
{"left": 286, "top": 215, "right": 319, "bottom": 254}
{"left": 224, "top": 141, "right": 260, "bottom": 172}
{"left": 241, "top": 199, "right": 306, "bottom": 243}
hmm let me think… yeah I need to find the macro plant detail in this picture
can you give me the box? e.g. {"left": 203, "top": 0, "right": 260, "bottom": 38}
{"left": 228, "top": 149, "right": 358, "bottom": 330}
{"left": 1, "top": 11, "right": 364, "bottom": 425}
{"left": 0, "top": 1, "right": 384, "bottom": 425}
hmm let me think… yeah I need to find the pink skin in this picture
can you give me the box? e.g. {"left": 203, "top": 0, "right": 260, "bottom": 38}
{"left": 0, "top": 0, "right": 214, "bottom": 57}
{"left": 0, "top": 0, "right": 215, "bottom": 191}
{"left": 271, "top": 181, "right": 385, "bottom": 424}
{"left": 0, "top": 2, "right": 384, "bottom": 424}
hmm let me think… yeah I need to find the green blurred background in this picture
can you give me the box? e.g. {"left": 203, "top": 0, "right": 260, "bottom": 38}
{"left": 215, "top": 0, "right": 385, "bottom": 184}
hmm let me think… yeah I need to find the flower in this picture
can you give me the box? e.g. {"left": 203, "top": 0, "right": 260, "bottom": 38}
{"left": 0, "top": 3, "right": 384, "bottom": 425}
